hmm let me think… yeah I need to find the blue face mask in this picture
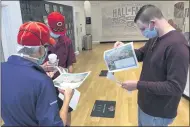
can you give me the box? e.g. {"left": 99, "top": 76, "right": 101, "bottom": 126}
{"left": 37, "top": 47, "right": 48, "bottom": 65}
{"left": 50, "top": 32, "right": 60, "bottom": 38}
{"left": 142, "top": 24, "right": 158, "bottom": 39}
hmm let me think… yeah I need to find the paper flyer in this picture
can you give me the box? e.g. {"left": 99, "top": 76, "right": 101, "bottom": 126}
{"left": 104, "top": 42, "right": 138, "bottom": 72}
{"left": 53, "top": 71, "right": 91, "bottom": 89}
{"left": 58, "top": 89, "right": 81, "bottom": 110}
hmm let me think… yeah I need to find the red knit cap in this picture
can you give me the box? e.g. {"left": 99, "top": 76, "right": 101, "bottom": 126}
{"left": 17, "top": 22, "right": 56, "bottom": 46}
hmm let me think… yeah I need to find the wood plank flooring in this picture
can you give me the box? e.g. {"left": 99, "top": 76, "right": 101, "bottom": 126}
{"left": 71, "top": 42, "right": 189, "bottom": 126}
{"left": 1, "top": 42, "right": 189, "bottom": 126}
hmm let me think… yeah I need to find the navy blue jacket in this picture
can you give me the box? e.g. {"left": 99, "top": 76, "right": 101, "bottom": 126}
{"left": 1, "top": 55, "right": 64, "bottom": 126}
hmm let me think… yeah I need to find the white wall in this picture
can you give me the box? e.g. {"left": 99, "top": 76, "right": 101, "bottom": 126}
{"left": 91, "top": 1, "right": 176, "bottom": 43}
{"left": 1, "top": 1, "right": 23, "bottom": 61}
{"left": 1, "top": 1, "right": 85, "bottom": 61}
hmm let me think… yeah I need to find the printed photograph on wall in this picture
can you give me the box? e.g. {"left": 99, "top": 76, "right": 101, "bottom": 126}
{"left": 53, "top": 5, "right": 58, "bottom": 12}
{"left": 60, "top": 6, "right": 63, "bottom": 14}
{"left": 43, "top": 16, "right": 48, "bottom": 24}
{"left": 45, "top": 4, "right": 50, "bottom": 14}
{"left": 65, "top": 24, "right": 68, "bottom": 29}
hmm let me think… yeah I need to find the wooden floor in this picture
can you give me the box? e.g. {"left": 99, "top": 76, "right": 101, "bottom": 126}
{"left": 71, "top": 42, "right": 189, "bottom": 126}
{"left": 1, "top": 42, "right": 189, "bottom": 126}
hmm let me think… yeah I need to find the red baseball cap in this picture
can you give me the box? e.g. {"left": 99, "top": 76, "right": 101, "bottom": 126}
{"left": 17, "top": 22, "right": 56, "bottom": 46}
{"left": 47, "top": 12, "right": 67, "bottom": 35}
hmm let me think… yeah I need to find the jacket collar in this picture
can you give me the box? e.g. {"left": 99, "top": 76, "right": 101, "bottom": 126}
{"left": 7, "top": 55, "right": 46, "bottom": 74}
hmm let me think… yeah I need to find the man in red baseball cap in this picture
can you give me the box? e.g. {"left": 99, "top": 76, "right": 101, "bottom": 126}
{"left": 46, "top": 12, "right": 76, "bottom": 126}
{"left": 46, "top": 12, "right": 76, "bottom": 73}
{"left": 1, "top": 21, "right": 74, "bottom": 126}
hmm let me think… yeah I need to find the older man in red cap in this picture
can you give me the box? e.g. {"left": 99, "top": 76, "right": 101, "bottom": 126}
{"left": 46, "top": 12, "right": 76, "bottom": 126}
{"left": 1, "top": 21, "right": 74, "bottom": 126}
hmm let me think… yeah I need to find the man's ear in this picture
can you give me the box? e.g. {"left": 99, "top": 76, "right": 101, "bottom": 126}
{"left": 39, "top": 46, "right": 45, "bottom": 57}
{"left": 150, "top": 20, "right": 156, "bottom": 30}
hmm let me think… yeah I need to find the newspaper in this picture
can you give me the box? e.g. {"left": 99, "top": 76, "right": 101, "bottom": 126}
{"left": 106, "top": 72, "right": 132, "bottom": 94}
{"left": 58, "top": 89, "right": 81, "bottom": 110}
{"left": 106, "top": 71, "right": 122, "bottom": 85}
{"left": 104, "top": 42, "right": 138, "bottom": 72}
{"left": 53, "top": 71, "right": 91, "bottom": 89}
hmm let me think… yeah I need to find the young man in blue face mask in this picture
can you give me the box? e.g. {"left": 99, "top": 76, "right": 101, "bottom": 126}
{"left": 1, "top": 22, "right": 74, "bottom": 126}
{"left": 114, "top": 5, "right": 189, "bottom": 126}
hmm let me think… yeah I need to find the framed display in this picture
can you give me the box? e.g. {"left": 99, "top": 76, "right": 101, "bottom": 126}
{"left": 53, "top": 5, "right": 58, "bottom": 12}
{"left": 60, "top": 6, "right": 63, "bottom": 14}
{"left": 65, "top": 24, "right": 68, "bottom": 29}
{"left": 69, "top": 23, "right": 71, "bottom": 28}
{"left": 45, "top": 4, "right": 50, "bottom": 14}
{"left": 86, "top": 17, "right": 91, "bottom": 24}
{"left": 43, "top": 16, "right": 48, "bottom": 24}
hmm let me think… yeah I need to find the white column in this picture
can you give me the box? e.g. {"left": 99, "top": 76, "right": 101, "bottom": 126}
{"left": 84, "top": 1, "right": 91, "bottom": 35}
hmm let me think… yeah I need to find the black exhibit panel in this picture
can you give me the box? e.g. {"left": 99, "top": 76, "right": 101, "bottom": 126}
{"left": 91, "top": 100, "right": 116, "bottom": 118}
{"left": 99, "top": 70, "right": 114, "bottom": 77}
{"left": 99, "top": 70, "right": 108, "bottom": 77}
{"left": 19, "top": 0, "right": 76, "bottom": 52}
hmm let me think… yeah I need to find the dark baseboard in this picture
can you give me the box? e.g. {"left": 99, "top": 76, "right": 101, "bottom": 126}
{"left": 100, "top": 40, "right": 148, "bottom": 43}
{"left": 182, "top": 94, "right": 190, "bottom": 101}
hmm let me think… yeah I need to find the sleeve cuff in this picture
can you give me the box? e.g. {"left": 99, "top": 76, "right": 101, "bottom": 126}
{"left": 137, "top": 81, "right": 146, "bottom": 90}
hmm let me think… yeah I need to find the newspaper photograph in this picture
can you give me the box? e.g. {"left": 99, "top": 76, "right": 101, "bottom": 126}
{"left": 53, "top": 71, "right": 91, "bottom": 89}
{"left": 104, "top": 42, "right": 138, "bottom": 72}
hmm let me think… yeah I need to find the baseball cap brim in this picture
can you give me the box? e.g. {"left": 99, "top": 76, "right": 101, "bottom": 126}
{"left": 49, "top": 37, "right": 56, "bottom": 45}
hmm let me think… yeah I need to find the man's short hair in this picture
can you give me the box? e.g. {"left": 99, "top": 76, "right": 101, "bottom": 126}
{"left": 17, "top": 46, "right": 40, "bottom": 56}
{"left": 134, "top": 4, "right": 164, "bottom": 23}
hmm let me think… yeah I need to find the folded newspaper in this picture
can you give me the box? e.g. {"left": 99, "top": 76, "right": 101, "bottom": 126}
{"left": 104, "top": 42, "right": 138, "bottom": 72}
{"left": 58, "top": 89, "right": 81, "bottom": 110}
{"left": 53, "top": 71, "right": 91, "bottom": 89}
